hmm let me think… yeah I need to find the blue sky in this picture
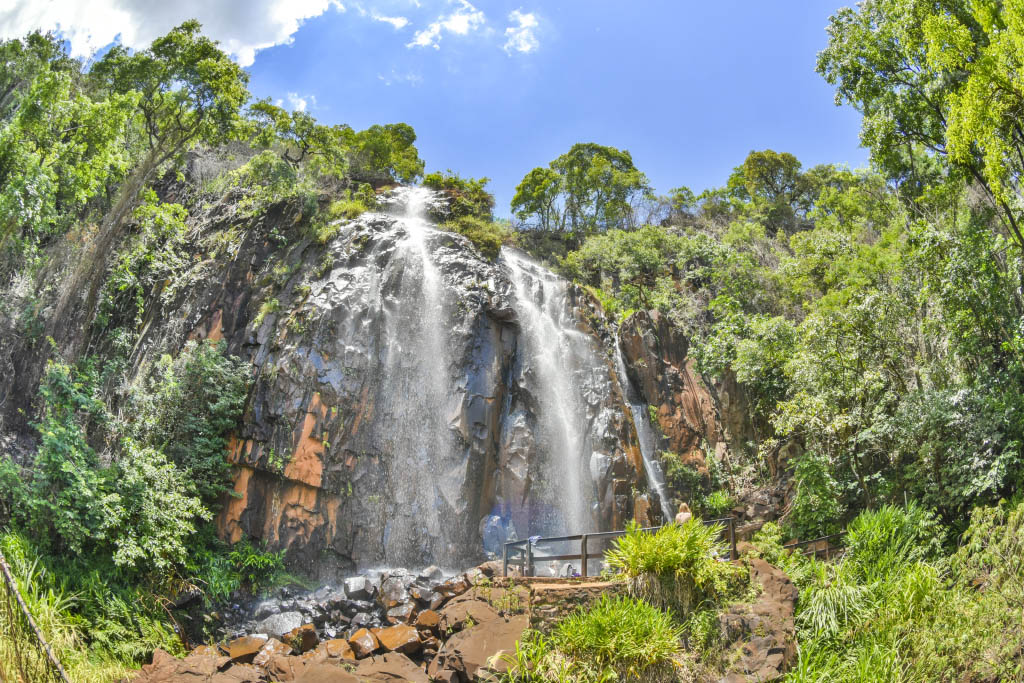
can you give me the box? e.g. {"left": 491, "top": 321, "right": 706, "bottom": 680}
{"left": 246, "top": 1, "right": 868, "bottom": 216}
{"left": 3, "top": 0, "right": 869, "bottom": 217}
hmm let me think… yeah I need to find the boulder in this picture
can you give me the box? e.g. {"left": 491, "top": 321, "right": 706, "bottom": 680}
{"left": 353, "top": 653, "right": 429, "bottom": 682}
{"left": 438, "top": 595, "right": 500, "bottom": 633}
{"left": 286, "top": 624, "right": 320, "bottom": 653}
{"left": 379, "top": 576, "right": 410, "bottom": 608}
{"left": 385, "top": 601, "right": 415, "bottom": 624}
{"left": 210, "top": 664, "right": 265, "bottom": 682}
{"left": 348, "top": 627, "right": 380, "bottom": 658}
{"left": 293, "top": 662, "right": 360, "bottom": 682}
{"left": 224, "top": 635, "right": 269, "bottom": 664}
{"left": 130, "top": 649, "right": 232, "bottom": 682}
{"left": 256, "top": 611, "right": 305, "bottom": 639}
{"left": 413, "top": 609, "right": 440, "bottom": 632}
{"left": 427, "top": 614, "right": 529, "bottom": 681}
{"left": 252, "top": 638, "right": 293, "bottom": 669}
{"left": 343, "top": 576, "right": 375, "bottom": 602}
{"left": 314, "top": 638, "right": 357, "bottom": 662}
{"left": 375, "top": 624, "right": 421, "bottom": 655}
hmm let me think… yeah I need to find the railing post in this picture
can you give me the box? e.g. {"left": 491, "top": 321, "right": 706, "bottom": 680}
{"left": 729, "top": 517, "right": 737, "bottom": 561}
{"left": 526, "top": 540, "right": 534, "bottom": 578}
{"left": 580, "top": 534, "right": 588, "bottom": 577}
{"left": 502, "top": 542, "right": 509, "bottom": 578}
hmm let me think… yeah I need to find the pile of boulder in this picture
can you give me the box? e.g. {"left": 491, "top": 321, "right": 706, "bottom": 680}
{"left": 129, "top": 561, "right": 531, "bottom": 682}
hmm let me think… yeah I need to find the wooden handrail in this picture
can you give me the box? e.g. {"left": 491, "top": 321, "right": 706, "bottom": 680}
{"left": 0, "top": 551, "right": 73, "bottom": 683}
{"left": 502, "top": 517, "right": 738, "bottom": 577}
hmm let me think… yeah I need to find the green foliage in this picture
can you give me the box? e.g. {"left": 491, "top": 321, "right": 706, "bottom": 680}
{"left": 0, "top": 532, "right": 134, "bottom": 682}
{"left": 512, "top": 143, "right": 651, "bottom": 237}
{"left": 551, "top": 594, "right": 684, "bottom": 679}
{"left": 786, "top": 502, "right": 1024, "bottom": 682}
{"left": 97, "top": 190, "right": 189, "bottom": 332}
{"left": 703, "top": 490, "right": 734, "bottom": 518}
{"left": 128, "top": 340, "right": 250, "bottom": 505}
{"left": 498, "top": 596, "right": 686, "bottom": 682}
{"left": 105, "top": 439, "right": 210, "bottom": 571}
{"left": 605, "top": 520, "right": 745, "bottom": 616}
{"left": 786, "top": 452, "right": 845, "bottom": 540}
{"left": 442, "top": 215, "right": 514, "bottom": 260}
{"left": 562, "top": 225, "right": 699, "bottom": 325}
{"left": 424, "top": 169, "right": 495, "bottom": 220}
{"left": 344, "top": 122, "right": 424, "bottom": 185}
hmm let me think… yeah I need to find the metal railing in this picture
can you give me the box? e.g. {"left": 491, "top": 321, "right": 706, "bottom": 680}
{"left": 782, "top": 532, "right": 846, "bottom": 561}
{"left": 0, "top": 550, "right": 72, "bottom": 683}
{"left": 502, "top": 517, "right": 737, "bottom": 578}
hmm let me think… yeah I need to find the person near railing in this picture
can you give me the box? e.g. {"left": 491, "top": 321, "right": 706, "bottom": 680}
{"left": 674, "top": 502, "right": 692, "bottom": 525}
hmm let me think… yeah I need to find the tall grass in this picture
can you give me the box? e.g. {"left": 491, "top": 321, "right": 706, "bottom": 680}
{"left": 763, "top": 502, "right": 1024, "bottom": 682}
{"left": 605, "top": 519, "right": 745, "bottom": 615}
{"left": 496, "top": 594, "right": 689, "bottom": 682}
{"left": 0, "top": 533, "right": 132, "bottom": 683}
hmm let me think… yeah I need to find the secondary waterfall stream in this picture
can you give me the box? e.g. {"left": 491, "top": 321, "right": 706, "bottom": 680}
{"left": 614, "top": 338, "right": 674, "bottom": 520}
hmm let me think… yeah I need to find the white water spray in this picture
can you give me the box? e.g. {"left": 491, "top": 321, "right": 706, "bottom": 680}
{"left": 376, "top": 186, "right": 459, "bottom": 565}
{"left": 503, "top": 249, "right": 594, "bottom": 536}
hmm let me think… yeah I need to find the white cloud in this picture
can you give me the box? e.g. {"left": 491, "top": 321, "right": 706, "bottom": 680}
{"left": 285, "top": 92, "right": 317, "bottom": 111}
{"left": 503, "top": 9, "right": 538, "bottom": 54}
{"left": 372, "top": 13, "right": 409, "bottom": 29}
{"left": 406, "top": 0, "right": 485, "bottom": 49}
{"left": 377, "top": 70, "right": 422, "bottom": 86}
{"left": 0, "top": 0, "right": 346, "bottom": 67}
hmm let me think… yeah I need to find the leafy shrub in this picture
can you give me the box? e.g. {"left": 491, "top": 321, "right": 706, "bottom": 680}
{"left": 605, "top": 520, "right": 745, "bottom": 615}
{"left": 105, "top": 440, "right": 210, "bottom": 571}
{"left": 786, "top": 451, "right": 845, "bottom": 539}
{"left": 553, "top": 594, "right": 683, "bottom": 679}
{"left": 310, "top": 196, "right": 371, "bottom": 243}
{"left": 703, "top": 489, "right": 734, "bottom": 518}
{"left": 499, "top": 596, "right": 686, "bottom": 682}
{"left": 442, "top": 215, "right": 514, "bottom": 260}
{"left": 424, "top": 169, "right": 495, "bottom": 220}
{"left": 129, "top": 340, "right": 250, "bottom": 505}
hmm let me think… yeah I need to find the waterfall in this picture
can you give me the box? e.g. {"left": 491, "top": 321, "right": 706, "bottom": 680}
{"left": 375, "top": 186, "right": 461, "bottom": 566}
{"left": 502, "top": 248, "right": 594, "bottom": 536}
{"left": 614, "top": 337, "right": 674, "bottom": 521}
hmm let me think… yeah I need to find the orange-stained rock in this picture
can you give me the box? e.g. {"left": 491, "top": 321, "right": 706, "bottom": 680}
{"left": 375, "top": 624, "right": 420, "bottom": 655}
{"left": 413, "top": 609, "right": 440, "bottom": 631}
{"left": 428, "top": 614, "right": 529, "bottom": 681}
{"left": 353, "top": 653, "right": 429, "bottom": 682}
{"left": 314, "top": 638, "right": 356, "bottom": 662}
{"left": 190, "top": 644, "right": 221, "bottom": 657}
{"left": 347, "top": 627, "right": 380, "bottom": 658}
{"left": 293, "top": 661, "right": 360, "bottom": 682}
{"left": 224, "top": 634, "right": 269, "bottom": 663}
{"left": 284, "top": 393, "right": 328, "bottom": 488}
{"left": 252, "top": 638, "right": 293, "bottom": 669}
{"left": 286, "top": 624, "right": 319, "bottom": 653}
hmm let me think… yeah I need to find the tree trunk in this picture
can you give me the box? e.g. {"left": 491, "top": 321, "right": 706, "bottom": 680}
{"left": 47, "top": 148, "right": 161, "bottom": 356}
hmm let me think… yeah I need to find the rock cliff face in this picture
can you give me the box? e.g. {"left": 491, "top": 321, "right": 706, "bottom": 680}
{"left": 618, "top": 310, "right": 756, "bottom": 503}
{"left": 128, "top": 189, "right": 646, "bottom": 576}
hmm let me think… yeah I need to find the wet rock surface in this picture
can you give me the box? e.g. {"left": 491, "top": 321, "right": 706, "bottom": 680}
{"left": 144, "top": 191, "right": 647, "bottom": 577}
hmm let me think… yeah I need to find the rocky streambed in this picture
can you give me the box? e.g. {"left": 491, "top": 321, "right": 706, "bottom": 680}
{"left": 134, "top": 560, "right": 535, "bottom": 682}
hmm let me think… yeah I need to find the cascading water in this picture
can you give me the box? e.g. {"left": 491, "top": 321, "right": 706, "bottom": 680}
{"left": 614, "top": 337, "right": 674, "bottom": 520}
{"left": 374, "top": 186, "right": 461, "bottom": 567}
{"left": 502, "top": 248, "right": 595, "bottom": 537}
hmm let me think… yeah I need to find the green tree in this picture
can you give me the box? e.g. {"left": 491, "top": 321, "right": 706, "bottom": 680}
{"left": 343, "top": 122, "right": 424, "bottom": 185}
{"left": 512, "top": 142, "right": 651, "bottom": 237}
{"left": 52, "top": 20, "right": 250, "bottom": 340}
